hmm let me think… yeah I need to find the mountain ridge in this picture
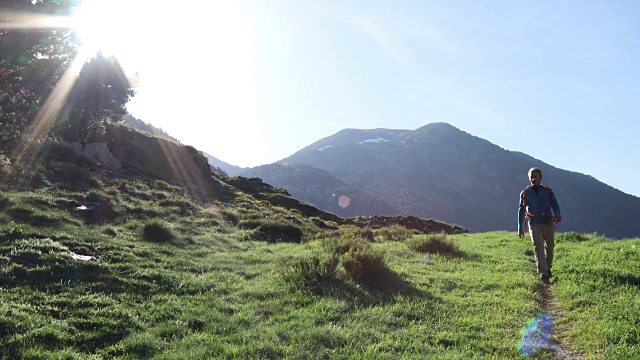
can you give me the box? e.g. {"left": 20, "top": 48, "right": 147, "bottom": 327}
{"left": 242, "top": 122, "right": 640, "bottom": 238}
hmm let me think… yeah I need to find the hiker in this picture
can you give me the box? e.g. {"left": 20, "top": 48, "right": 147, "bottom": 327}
{"left": 518, "top": 167, "right": 562, "bottom": 282}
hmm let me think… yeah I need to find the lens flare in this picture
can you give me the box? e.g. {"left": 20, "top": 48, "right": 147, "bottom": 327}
{"left": 338, "top": 195, "right": 350, "bottom": 208}
{"left": 519, "top": 312, "right": 554, "bottom": 356}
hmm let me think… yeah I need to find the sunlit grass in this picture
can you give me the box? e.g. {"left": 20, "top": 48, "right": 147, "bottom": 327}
{"left": 0, "top": 179, "right": 638, "bottom": 359}
{"left": 552, "top": 233, "right": 640, "bottom": 358}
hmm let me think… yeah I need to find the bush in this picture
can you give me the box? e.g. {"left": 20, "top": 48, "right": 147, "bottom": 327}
{"left": 278, "top": 254, "right": 339, "bottom": 294}
{"left": 42, "top": 141, "right": 79, "bottom": 163}
{"left": 85, "top": 188, "right": 110, "bottom": 203}
{"left": 239, "top": 219, "right": 304, "bottom": 243}
{"left": 0, "top": 225, "right": 24, "bottom": 242}
{"left": 556, "top": 232, "right": 591, "bottom": 242}
{"left": 373, "top": 225, "right": 413, "bottom": 241}
{"left": 158, "top": 198, "right": 197, "bottom": 215}
{"left": 7, "top": 206, "right": 35, "bottom": 222}
{"left": 78, "top": 189, "right": 117, "bottom": 224}
{"left": 324, "top": 236, "right": 370, "bottom": 256}
{"left": 342, "top": 247, "right": 387, "bottom": 281}
{"left": 49, "top": 162, "right": 99, "bottom": 188}
{"left": 142, "top": 220, "right": 175, "bottom": 243}
{"left": 151, "top": 179, "right": 180, "bottom": 192}
{"left": 405, "top": 233, "right": 458, "bottom": 256}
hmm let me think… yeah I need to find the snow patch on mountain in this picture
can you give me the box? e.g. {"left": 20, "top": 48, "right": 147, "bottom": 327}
{"left": 358, "top": 137, "right": 389, "bottom": 144}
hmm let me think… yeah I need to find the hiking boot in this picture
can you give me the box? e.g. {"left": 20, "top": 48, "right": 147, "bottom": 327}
{"left": 548, "top": 269, "right": 552, "bottom": 278}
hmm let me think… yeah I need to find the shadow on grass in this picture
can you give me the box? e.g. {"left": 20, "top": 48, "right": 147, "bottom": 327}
{"left": 615, "top": 274, "right": 640, "bottom": 287}
{"left": 358, "top": 267, "right": 427, "bottom": 296}
{"left": 404, "top": 234, "right": 478, "bottom": 261}
{"left": 322, "top": 269, "right": 438, "bottom": 308}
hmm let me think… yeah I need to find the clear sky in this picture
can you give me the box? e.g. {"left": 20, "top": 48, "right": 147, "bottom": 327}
{"left": 93, "top": 0, "right": 640, "bottom": 197}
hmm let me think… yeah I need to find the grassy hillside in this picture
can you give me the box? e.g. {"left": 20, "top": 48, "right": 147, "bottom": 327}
{"left": 0, "top": 178, "right": 638, "bottom": 358}
{"left": 0, "top": 126, "right": 637, "bottom": 359}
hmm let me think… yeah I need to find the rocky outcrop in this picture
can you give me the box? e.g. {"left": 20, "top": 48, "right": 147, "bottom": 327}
{"left": 60, "top": 140, "right": 122, "bottom": 171}
{"left": 344, "top": 215, "right": 468, "bottom": 235}
{"left": 82, "top": 143, "right": 122, "bottom": 171}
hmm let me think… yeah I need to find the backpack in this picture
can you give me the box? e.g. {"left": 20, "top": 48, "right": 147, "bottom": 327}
{"left": 521, "top": 185, "right": 555, "bottom": 227}
{"left": 522, "top": 185, "right": 551, "bottom": 211}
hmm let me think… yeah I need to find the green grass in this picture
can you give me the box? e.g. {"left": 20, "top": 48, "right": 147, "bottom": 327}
{"left": 552, "top": 233, "right": 640, "bottom": 359}
{"left": 0, "top": 181, "right": 638, "bottom": 359}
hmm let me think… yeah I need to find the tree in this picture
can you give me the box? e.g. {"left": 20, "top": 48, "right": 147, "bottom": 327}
{"left": 0, "top": 0, "right": 77, "bottom": 146}
{"left": 0, "top": 0, "right": 133, "bottom": 148}
{"left": 53, "top": 50, "right": 134, "bottom": 141}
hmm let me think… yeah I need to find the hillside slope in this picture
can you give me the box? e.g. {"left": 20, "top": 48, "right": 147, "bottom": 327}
{"left": 241, "top": 163, "right": 400, "bottom": 218}
{"left": 0, "top": 123, "right": 637, "bottom": 359}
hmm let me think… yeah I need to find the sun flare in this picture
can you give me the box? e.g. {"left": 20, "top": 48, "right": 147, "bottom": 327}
{"left": 8, "top": 0, "right": 263, "bottom": 167}
{"left": 70, "top": 0, "right": 142, "bottom": 70}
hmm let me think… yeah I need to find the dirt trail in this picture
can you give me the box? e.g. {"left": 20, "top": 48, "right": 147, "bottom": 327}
{"left": 537, "top": 282, "right": 585, "bottom": 359}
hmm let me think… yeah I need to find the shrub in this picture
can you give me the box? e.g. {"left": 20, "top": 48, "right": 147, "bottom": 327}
{"left": 373, "top": 225, "right": 413, "bottom": 241}
{"left": 240, "top": 219, "right": 304, "bottom": 243}
{"left": 85, "top": 188, "right": 109, "bottom": 203}
{"left": 142, "top": 220, "right": 175, "bottom": 243}
{"left": 0, "top": 225, "right": 24, "bottom": 242}
{"left": 42, "top": 141, "right": 79, "bottom": 162}
{"left": 319, "top": 225, "right": 375, "bottom": 242}
{"left": 324, "top": 236, "right": 370, "bottom": 256}
{"left": 103, "top": 227, "right": 118, "bottom": 237}
{"left": 151, "top": 179, "right": 180, "bottom": 192}
{"left": 220, "top": 209, "right": 238, "bottom": 224}
{"left": 78, "top": 189, "right": 117, "bottom": 224}
{"left": 556, "top": 232, "right": 591, "bottom": 242}
{"left": 158, "top": 198, "right": 197, "bottom": 215}
{"left": 119, "top": 333, "right": 159, "bottom": 359}
{"left": 7, "top": 206, "right": 35, "bottom": 222}
{"left": 49, "top": 162, "right": 99, "bottom": 188}
{"left": 236, "top": 209, "right": 264, "bottom": 221}
{"left": 342, "top": 247, "right": 387, "bottom": 281}
{"left": 405, "top": 233, "right": 458, "bottom": 256}
{"left": 278, "top": 254, "right": 339, "bottom": 294}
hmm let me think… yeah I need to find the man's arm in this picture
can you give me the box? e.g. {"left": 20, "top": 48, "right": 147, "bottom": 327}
{"left": 518, "top": 190, "right": 526, "bottom": 237}
{"left": 549, "top": 188, "right": 562, "bottom": 222}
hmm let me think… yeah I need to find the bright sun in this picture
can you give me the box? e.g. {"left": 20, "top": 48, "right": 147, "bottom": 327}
{"left": 71, "top": 0, "right": 142, "bottom": 70}
{"left": 69, "top": 0, "right": 264, "bottom": 166}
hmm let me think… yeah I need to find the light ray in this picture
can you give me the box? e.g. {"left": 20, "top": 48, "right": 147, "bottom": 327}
{"left": 0, "top": 11, "right": 72, "bottom": 29}
{"left": 10, "top": 47, "right": 91, "bottom": 187}
{"left": 1, "top": 8, "right": 102, "bottom": 186}
{"left": 154, "top": 138, "right": 213, "bottom": 203}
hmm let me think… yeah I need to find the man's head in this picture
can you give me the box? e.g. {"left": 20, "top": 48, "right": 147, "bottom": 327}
{"left": 528, "top": 167, "right": 542, "bottom": 187}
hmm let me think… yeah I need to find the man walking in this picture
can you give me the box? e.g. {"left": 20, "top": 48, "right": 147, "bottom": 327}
{"left": 518, "top": 167, "right": 562, "bottom": 283}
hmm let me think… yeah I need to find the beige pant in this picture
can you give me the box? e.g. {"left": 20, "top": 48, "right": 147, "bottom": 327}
{"left": 528, "top": 223, "right": 554, "bottom": 275}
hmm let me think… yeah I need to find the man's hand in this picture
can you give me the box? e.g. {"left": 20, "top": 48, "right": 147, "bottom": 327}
{"left": 518, "top": 230, "right": 525, "bottom": 238}
{"left": 555, "top": 215, "right": 562, "bottom": 223}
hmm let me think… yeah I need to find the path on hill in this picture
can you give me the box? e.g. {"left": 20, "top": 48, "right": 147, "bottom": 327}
{"left": 538, "top": 282, "right": 585, "bottom": 359}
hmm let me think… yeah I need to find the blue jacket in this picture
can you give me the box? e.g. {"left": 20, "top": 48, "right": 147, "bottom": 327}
{"left": 518, "top": 185, "right": 561, "bottom": 233}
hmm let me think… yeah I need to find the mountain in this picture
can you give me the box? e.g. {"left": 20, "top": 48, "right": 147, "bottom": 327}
{"left": 243, "top": 122, "right": 640, "bottom": 239}
{"left": 241, "top": 163, "right": 399, "bottom": 217}
{"left": 202, "top": 152, "right": 246, "bottom": 176}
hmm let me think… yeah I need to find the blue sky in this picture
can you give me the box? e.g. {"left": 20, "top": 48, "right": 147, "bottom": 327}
{"left": 122, "top": 0, "right": 640, "bottom": 197}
